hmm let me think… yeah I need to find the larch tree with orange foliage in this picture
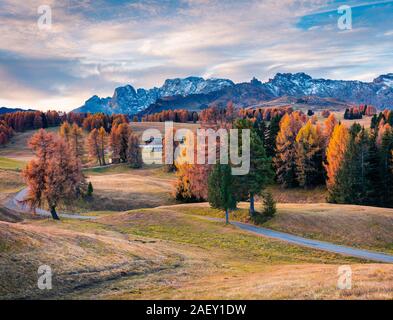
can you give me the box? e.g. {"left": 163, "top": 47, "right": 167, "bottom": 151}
{"left": 295, "top": 120, "right": 324, "bottom": 188}
{"left": 98, "top": 127, "right": 107, "bottom": 166}
{"left": 87, "top": 127, "right": 107, "bottom": 166}
{"left": 87, "top": 128, "right": 101, "bottom": 165}
{"left": 22, "top": 129, "right": 86, "bottom": 220}
{"left": 274, "top": 112, "right": 305, "bottom": 187}
{"left": 59, "top": 121, "right": 71, "bottom": 144}
{"left": 323, "top": 113, "right": 337, "bottom": 148}
{"left": 324, "top": 123, "right": 349, "bottom": 194}
{"left": 173, "top": 130, "right": 196, "bottom": 201}
{"left": 69, "top": 123, "right": 84, "bottom": 159}
{"left": 127, "top": 133, "right": 142, "bottom": 168}
{"left": 110, "top": 123, "right": 131, "bottom": 163}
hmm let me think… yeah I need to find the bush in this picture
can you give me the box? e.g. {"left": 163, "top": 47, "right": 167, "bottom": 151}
{"left": 87, "top": 182, "right": 94, "bottom": 197}
{"left": 250, "top": 192, "right": 277, "bottom": 224}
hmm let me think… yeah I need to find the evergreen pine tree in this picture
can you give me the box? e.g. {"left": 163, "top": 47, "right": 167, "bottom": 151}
{"left": 87, "top": 182, "right": 94, "bottom": 197}
{"left": 253, "top": 118, "right": 267, "bottom": 147}
{"left": 379, "top": 128, "right": 393, "bottom": 207}
{"left": 371, "top": 114, "right": 378, "bottom": 130}
{"left": 265, "top": 114, "right": 281, "bottom": 158}
{"left": 262, "top": 192, "right": 276, "bottom": 218}
{"left": 234, "top": 120, "right": 274, "bottom": 216}
{"left": 366, "top": 132, "right": 382, "bottom": 205}
{"left": 208, "top": 163, "right": 237, "bottom": 224}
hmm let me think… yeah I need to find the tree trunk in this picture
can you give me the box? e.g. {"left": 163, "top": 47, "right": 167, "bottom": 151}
{"left": 249, "top": 193, "right": 255, "bottom": 216}
{"left": 101, "top": 149, "right": 106, "bottom": 165}
{"left": 225, "top": 208, "right": 229, "bottom": 225}
{"left": 50, "top": 206, "right": 60, "bottom": 220}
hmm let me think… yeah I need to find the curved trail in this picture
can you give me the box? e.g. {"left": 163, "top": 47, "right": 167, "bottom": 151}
{"left": 5, "top": 188, "right": 97, "bottom": 220}
{"left": 6, "top": 189, "right": 393, "bottom": 263}
{"left": 202, "top": 217, "right": 393, "bottom": 264}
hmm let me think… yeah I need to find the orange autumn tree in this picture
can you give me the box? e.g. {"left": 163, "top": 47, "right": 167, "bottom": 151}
{"left": 69, "top": 123, "right": 84, "bottom": 159}
{"left": 324, "top": 123, "right": 349, "bottom": 190}
{"left": 60, "top": 121, "right": 84, "bottom": 158}
{"left": 110, "top": 123, "right": 131, "bottom": 163}
{"left": 295, "top": 120, "right": 324, "bottom": 188}
{"left": 59, "top": 121, "right": 71, "bottom": 144}
{"left": 22, "top": 129, "right": 86, "bottom": 220}
{"left": 274, "top": 112, "right": 305, "bottom": 187}
{"left": 377, "top": 123, "right": 392, "bottom": 146}
{"left": 174, "top": 130, "right": 195, "bottom": 201}
{"left": 87, "top": 127, "right": 107, "bottom": 166}
{"left": 173, "top": 129, "right": 212, "bottom": 201}
{"left": 127, "top": 133, "right": 142, "bottom": 168}
{"left": 323, "top": 113, "right": 338, "bottom": 148}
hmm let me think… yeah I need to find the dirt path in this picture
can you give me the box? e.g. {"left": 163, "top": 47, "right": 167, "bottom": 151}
{"left": 5, "top": 188, "right": 97, "bottom": 220}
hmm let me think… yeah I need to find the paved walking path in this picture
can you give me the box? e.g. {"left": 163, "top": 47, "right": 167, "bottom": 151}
{"left": 6, "top": 189, "right": 393, "bottom": 263}
{"left": 206, "top": 217, "right": 393, "bottom": 263}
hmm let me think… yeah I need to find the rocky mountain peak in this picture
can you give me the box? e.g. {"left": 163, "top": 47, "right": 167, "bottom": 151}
{"left": 73, "top": 72, "right": 393, "bottom": 115}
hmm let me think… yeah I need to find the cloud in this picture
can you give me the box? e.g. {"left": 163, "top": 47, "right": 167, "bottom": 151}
{"left": 0, "top": 0, "right": 392, "bottom": 110}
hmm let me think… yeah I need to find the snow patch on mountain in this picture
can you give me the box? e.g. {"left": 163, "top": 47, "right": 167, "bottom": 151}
{"left": 74, "top": 72, "right": 393, "bottom": 114}
{"left": 75, "top": 76, "right": 234, "bottom": 115}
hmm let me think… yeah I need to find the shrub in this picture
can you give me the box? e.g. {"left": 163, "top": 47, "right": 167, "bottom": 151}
{"left": 87, "top": 182, "right": 94, "bottom": 197}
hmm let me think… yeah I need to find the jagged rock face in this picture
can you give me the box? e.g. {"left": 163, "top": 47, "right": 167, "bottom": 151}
{"left": 75, "top": 77, "right": 234, "bottom": 115}
{"left": 74, "top": 73, "right": 393, "bottom": 115}
{"left": 264, "top": 73, "right": 393, "bottom": 109}
{"left": 160, "top": 77, "right": 235, "bottom": 97}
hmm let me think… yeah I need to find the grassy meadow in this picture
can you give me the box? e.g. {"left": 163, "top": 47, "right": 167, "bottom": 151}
{"left": 1, "top": 122, "right": 393, "bottom": 300}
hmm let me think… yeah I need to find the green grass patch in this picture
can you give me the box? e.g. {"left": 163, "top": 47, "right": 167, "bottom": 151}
{"left": 0, "top": 157, "right": 26, "bottom": 171}
{"left": 83, "top": 164, "right": 131, "bottom": 175}
{"left": 102, "top": 209, "right": 359, "bottom": 265}
{"left": 179, "top": 206, "right": 251, "bottom": 223}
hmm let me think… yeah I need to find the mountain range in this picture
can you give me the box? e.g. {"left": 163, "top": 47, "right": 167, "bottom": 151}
{"left": 73, "top": 72, "right": 393, "bottom": 115}
{"left": 0, "top": 107, "right": 36, "bottom": 115}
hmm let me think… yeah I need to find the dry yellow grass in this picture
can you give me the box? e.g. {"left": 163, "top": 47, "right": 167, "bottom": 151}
{"left": 0, "top": 127, "right": 59, "bottom": 162}
{"left": 267, "top": 185, "right": 327, "bottom": 203}
{"left": 0, "top": 169, "right": 24, "bottom": 202}
{"left": 84, "top": 166, "right": 177, "bottom": 211}
{"left": 0, "top": 219, "right": 183, "bottom": 299}
{"left": 2, "top": 143, "right": 393, "bottom": 300}
{"left": 264, "top": 203, "right": 393, "bottom": 254}
{"left": 3, "top": 197, "right": 393, "bottom": 299}
{"left": 316, "top": 111, "right": 373, "bottom": 128}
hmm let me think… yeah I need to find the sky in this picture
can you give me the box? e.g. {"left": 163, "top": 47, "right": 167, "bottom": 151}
{"left": 0, "top": 0, "right": 393, "bottom": 111}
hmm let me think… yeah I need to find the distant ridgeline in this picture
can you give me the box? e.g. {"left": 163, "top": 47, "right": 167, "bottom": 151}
{"left": 72, "top": 73, "right": 393, "bottom": 115}
{"left": 0, "top": 107, "right": 37, "bottom": 115}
